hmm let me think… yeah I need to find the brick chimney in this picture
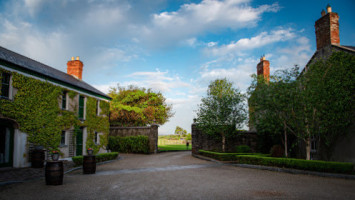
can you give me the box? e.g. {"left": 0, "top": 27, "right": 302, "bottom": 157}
{"left": 315, "top": 4, "right": 340, "bottom": 50}
{"left": 257, "top": 55, "right": 270, "bottom": 82}
{"left": 67, "top": 56, "right": 83, "bottom": 80}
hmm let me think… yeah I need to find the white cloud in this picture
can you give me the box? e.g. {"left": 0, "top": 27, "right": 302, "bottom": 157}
{"left": 207, "top": 28, "right": 296, "bottom": 56}
{"left": 140, "top": 0, "right": 280, "bottom": 47}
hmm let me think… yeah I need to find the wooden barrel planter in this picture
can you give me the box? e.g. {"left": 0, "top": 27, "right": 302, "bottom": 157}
{"left": 45, "top": 161, "right": 64, "bottom": 185}
{"left": 83, "top": 155, "right": 96, "bottom": 174}
{"left": 31, "top": 150, "right": 45, "bottom": 168}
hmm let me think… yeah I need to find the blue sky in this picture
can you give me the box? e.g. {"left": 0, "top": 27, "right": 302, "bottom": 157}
{"left": 0, "top": 0, "right": 354, "bottom": 135}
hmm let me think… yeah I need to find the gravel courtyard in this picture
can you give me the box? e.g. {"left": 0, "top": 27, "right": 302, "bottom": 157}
{"left": 1, "top": 151, "right": 354, "bottom": 200}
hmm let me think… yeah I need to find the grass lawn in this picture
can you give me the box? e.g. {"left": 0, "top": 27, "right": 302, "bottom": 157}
{"left": 158, "top": 144, "right": 192, "bottom": 151}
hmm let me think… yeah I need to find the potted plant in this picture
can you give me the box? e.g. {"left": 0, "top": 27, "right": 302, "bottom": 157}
{"left": 51, "top": 150, "right": 60, "bottom": 161}
{"left": 87, "top": 148, "right": 93, "bottom": 155}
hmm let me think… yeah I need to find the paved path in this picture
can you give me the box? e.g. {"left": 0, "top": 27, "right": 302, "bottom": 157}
{"left": 1, "top": 151, "right": 355, "bottom": 199}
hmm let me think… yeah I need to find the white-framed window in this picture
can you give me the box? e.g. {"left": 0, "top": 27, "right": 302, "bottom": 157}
{"left": 78, "top": 95, "right": 86, "bottom": 120}
{"left": 61, "top": 91, "right": 68, "bottom": 110}
{"left": 94, "top": 132, "right": 99, "bottom": 145}
{"left": 60, "top": 131, "right": 66, "bottom": 146}
{"left": 1, "top": 72, "right": 12, "bottom": 99}
{"left": 96, "top": 100, "right": 100, "bottom": 116}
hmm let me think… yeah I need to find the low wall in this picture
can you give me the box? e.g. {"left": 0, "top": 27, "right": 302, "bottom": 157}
{"left": 109, "top": 124, "right": 159, "bottom": 153}
{"left": 191, "top": 123, "right": 258, "bottom": 155}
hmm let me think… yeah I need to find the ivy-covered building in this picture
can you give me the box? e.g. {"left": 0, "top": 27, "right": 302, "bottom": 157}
{"left": 0, "top": 46, "right": 111, "bottom": 168}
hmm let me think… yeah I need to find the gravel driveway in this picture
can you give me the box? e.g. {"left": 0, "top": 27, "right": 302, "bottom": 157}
{"left": 1, "top": 151, "right": 354, "bottom": 199}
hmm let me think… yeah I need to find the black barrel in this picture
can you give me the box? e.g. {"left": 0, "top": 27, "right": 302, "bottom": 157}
{"left": 83, "top": 155, "right": 96, "bottom": 174}
{"left": 45, "top": 161, "right": 64, "bottom": 185}
{"left": 31, "top": 150, "right": 45, "bottom": 168}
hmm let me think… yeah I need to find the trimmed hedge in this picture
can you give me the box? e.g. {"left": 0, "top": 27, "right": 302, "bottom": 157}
{"left": 236, "top": 155, "right": 354, "bottom": 174}
{"left": 72, "top": 152, "right": 119, "bottom": 166}
{"left": 108, "top": 135, "right": 150, "bottom": 154}
{"left": 235, "top": 145, "right": 252, "bottom": 153}
{"left": 198, "top": 150, "right": 268, "bottom": 161}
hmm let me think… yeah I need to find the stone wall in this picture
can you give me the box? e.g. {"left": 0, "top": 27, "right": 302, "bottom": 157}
{"left": 191, "top": 123, "right": 258, "bottom": 155}
{"left": 109, "top": 124, "right": 159, "bottom": 153}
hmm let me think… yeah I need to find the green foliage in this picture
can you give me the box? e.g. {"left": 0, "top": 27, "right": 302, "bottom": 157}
{"left": 72, "top": 152, "right": 119, "bottom": 166}
{"left": 186, "top": 133, "right": 192, "bottom": 141}
{"left": 248, "top": 51, "right": 355, "bottom": 160}
{"left": 196, "top": 78, "right": 246, "bottom": 152}
{"left": 174, "top": 126, "right": 187, "bottom": 137}
{"left": 0, "top": 69, "right": 110, "bottom": 153}
{"left": 108, "top": 135, "right": 150, "bottom": 153}
{"left": 158, "top": 144, "right": 192, "bottom": 151}
{"left": 198, "top": 150, "right": 268, "bottom": 161}
{"left": 235, "top": 145, "right": 251, "bottom": 153}
{"left": 108, "top": 85, "right": 174, "bottom": 126}
{"left": 0, "top": 71, "right": 76, "bottom": 151}
{"left": 235, "top": 155, "right": 354, "bottom": 174}
{"left": 84, "top": 97, "right": 110, "bottom": 154}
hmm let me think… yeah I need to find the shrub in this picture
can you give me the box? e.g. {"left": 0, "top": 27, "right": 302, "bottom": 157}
{"left": 72, "top": 152, "right": 119, "bottom": 166}
{"left": 108, "top": 135, "right": 150, "bottom": 154}
{"left": 270, "top": 145, "right": 284, "bottom": 157}
{"left": 198, "top": 150, "right": 268, "bottom": 161}
{"left": 235, "top": 145, "right": 251, "bottom": 153}
{"left": 235, "top": 155, "right": 354, "bottom": 174}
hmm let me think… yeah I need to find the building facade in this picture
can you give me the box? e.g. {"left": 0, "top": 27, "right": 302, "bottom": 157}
{"left": 0, "top": 46, "right": 111, "bottom": 168}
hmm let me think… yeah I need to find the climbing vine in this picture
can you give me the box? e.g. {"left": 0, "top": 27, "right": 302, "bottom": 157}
{"left": 0, "top": 69, "right": 110, "bottom": 154}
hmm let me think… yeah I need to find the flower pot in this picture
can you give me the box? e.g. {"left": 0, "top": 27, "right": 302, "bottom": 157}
{"left": 87, "top": 149, "right": 93, "bottom": 155}
{"left": 52, "top": 153, "right": 59, "bottom": 161}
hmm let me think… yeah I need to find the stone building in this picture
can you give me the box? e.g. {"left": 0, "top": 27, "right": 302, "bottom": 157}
{"left": 0, "top": 46, "right": 111, "bottom": 168}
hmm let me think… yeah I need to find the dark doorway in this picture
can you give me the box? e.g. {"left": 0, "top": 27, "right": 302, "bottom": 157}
{"left": 0, "top": 121, "right": 14, "bottom": 167}
{"left": 76, "top": 127, "right": 83, "bottom": 156}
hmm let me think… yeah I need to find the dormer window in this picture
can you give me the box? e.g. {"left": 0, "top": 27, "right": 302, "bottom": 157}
{"left": 1, "top": 72, "right": 11, "bottom": 99}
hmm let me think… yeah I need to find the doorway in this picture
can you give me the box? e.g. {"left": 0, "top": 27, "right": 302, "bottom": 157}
{"left": 0, "top": 121, "right": 14, "bottom": 167}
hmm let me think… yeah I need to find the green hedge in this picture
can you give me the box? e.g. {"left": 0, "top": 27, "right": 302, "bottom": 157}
{"left": 236, "top": 155, "right": 354, "bottom": 174}
{"left": 108, "top": 135, "right": 150, "bottom": 154}
{"left": 72, "top": 152, "right": 119, "bottom": 166}
{"left": 198, "top": 150, "right": 268, "bottom": 161}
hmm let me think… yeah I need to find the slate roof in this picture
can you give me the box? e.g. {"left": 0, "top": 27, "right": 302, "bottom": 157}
{"left": 0, "top": 46, "right": 111, "bottom": 100}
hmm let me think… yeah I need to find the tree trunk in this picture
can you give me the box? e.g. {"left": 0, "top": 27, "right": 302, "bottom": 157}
{"left": 306, "top": 137, "right": 311, "bottom": 160}
{"left": 221, "top": 132, "right": 226, "bottom": 152}
{"left": 283, "top": 121, "right": 288, "bottom": 158}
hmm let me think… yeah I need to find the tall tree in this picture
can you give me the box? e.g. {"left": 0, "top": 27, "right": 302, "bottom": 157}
{"left": 109, "top": 85, "right": 174, "bottom": 126}
{"left": 195, "top": 78, "right": 246, "bottom": 152}
{"left": 174, "top": 126, "right": 187, "bottom": 137}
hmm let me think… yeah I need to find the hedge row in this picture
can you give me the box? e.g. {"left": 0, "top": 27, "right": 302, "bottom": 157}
{"left": 198, "top": 150, "right": 268, "bottom": 161}
{"left": 72, "top": 152, "right": 119, "bottom": 166}
{"left": 108, "top": 135, "right": 150, "bottom": 154}
{"left": 236, "top": 155, "right": 354, "bottom": 174}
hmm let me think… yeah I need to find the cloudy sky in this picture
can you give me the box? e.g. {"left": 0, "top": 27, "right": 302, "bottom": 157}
{"left": 0, "top": 0, "right": 354, "bottom": 135}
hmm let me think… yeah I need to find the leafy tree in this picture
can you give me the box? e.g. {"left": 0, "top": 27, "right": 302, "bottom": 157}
{"left": 186, "top": 133, "right": 192, "bottom": 141}
{"left": 248, "top": 66, "right": 301, "bottom": 157}
{"left": 174, "top": 126, "right": 187, "bottom": 137}
{"left": 195, "top": 78, "right": 246, "bottom": 152}
{"left": 109, "top": 85, "right": 174, "bottom": 126}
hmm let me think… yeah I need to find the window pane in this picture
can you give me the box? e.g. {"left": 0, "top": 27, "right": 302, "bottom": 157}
{"left": 61, "top": 131, "right": 66, "bottom": 145}
{"left": 79, "top": 96, "right": 84, "bottom": 119}
{"left": 62, "top": 91, "right": 67, "bottom": 109}
{"left": 1, "top": 72, "right": 10, "bottom": 98}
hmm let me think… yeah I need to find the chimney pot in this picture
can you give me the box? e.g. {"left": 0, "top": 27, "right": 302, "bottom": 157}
{"left": 76, "top": 56, "right": 80, "bottom": 60}
{"left": 71, "top": 56, "right": 74, "bottom": 61}
{"left": 326, "top": 4, "right": 332, "bottom": 13}
{"left": 321, "top": 9, "right": 326, "bottom": 16}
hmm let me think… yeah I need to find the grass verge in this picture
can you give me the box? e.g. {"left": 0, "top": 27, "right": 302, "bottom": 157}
{"left": 158, "top": 144, "right": 192, "bottom": 151}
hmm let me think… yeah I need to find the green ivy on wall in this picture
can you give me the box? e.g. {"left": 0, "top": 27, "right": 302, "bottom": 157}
{"left": 0, "top": 68, "right": 110, "bottom": 154}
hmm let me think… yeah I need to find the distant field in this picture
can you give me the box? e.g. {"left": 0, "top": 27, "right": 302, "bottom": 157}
{"left": 158, "top": 144, "right": 192, "bottom": 151}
